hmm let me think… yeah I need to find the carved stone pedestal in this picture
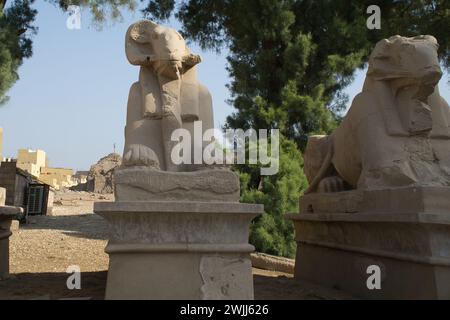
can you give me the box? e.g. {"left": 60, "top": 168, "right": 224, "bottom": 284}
{"left": 95, "top": 201, "right": 263, "bottom": 300}
{"left": 288, "top": 187, "right": 450, "bottom": 299}
{"left": 0, "top": 187, "right": 22, "bottom": 279}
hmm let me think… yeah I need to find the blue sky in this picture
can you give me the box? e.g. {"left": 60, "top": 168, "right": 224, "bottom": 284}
{"left": 0, "top": 1, "right": 449, "bottom": 171}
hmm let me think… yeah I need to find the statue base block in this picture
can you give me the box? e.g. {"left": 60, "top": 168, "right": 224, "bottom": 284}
{"left": 114, "top": 167, "right": 241, "bottom": 202}
{"left": 0, "top": 206, "right": 22, "bottom": 279}
{"left": 94, "top": 201, "right": 263, "bottom": 300}
{"left": 288, "top": 187, "right": 450, "bottom": 299}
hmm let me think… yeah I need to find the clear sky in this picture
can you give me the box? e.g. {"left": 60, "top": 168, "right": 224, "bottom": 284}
{"left": 1, "top": 1, "right": 449, "bottom": 171}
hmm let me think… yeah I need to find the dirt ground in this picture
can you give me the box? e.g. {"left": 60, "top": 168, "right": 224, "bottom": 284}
{"left": 0, "top": 190, "right": 351, "bottom": 300}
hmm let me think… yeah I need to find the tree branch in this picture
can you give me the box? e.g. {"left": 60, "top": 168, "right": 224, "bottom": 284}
{"left": 0, "top": 0, "right": 7, "bottom": 12}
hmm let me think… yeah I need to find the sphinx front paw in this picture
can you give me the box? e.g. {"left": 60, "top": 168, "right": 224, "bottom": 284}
{"left": 123, "top": 144, "right": 160, "bottom": 168}
{"left": 317, "top": 176, "right": 347, "bottom": 193}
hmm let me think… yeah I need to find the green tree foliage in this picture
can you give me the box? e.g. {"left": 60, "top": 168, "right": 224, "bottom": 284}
{"left": 0, "top": 0, "right": 37, "bottom": 104}
{"left": 50, "top": 0, "right": 138, "bottom": 25}
{"left": 143, "top": 0, "right": 450, "bottom": 257}
{"left": 144, "top": 0, "right": 450, "bottom": 148}
{"left": 239, "top": 137, "right": 308, "bottom": 258}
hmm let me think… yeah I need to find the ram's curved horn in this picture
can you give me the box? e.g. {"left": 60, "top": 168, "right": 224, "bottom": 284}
{"left": 125, "top": 20, "right": 159, "bottom": 66}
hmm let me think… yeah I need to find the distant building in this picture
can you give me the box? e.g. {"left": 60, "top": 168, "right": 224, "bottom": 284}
{"left": 40, "top": 167, "right": 76, "bottom": 189}
{"left": 17, "top": 149, "right": 47, "bottom": 178}
{"left": 0, "top": 132, "right": 53, "bottom": 217}
{"left": 0, "top": 160, "right": 54, "bottom": 216}
{"left": 15, "top": 149, "right": 75, "bottom": 190}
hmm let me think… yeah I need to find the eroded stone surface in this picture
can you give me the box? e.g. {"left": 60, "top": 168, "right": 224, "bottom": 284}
{"left": 117, "top": 20, "right": 238, "bottom": 201}
{"left": 96, "top": 201, "right": 262, "bottom": 300}
{"left": 291, "top": 35, "right": 450, "bottom": 299}
{"left": 123, "top": 19, "right": 209, "bottom": 170}
{"left": 299, "top": 186, "right": 450, "bottom": 215}
{"left": 299, "top": 190, "right": 363, "bottom": 214}
{"left": 200, "top": 256, "right": 253, "bottom": 300}
{"left": 95, "top": 20, "right": 261, "bottom": 300}
{"left": 0, "top": 188, "right": 22, "bottom": 279}
{"left": 115, "top": 167, "right": 240, "bottom": 202}
{"left": 0, "top": 188, "right": 4, "bottom": 206}
{"left": 305, "top": 35, "right": 450, "bottom": 194}
{"left": 96, "top": 201, "right": 261, "bottom": 245}
{"left": 291, "top": 183, "right": 450, "bottom": 298}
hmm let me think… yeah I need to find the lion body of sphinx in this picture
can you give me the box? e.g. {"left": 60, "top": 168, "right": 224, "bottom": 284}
{"left": 305, "top": 35, "right": 450, "bottom": 193}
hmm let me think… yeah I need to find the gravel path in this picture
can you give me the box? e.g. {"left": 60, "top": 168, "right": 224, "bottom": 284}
{"left": 0, "top": 191, "right": 351, "bottom": 300}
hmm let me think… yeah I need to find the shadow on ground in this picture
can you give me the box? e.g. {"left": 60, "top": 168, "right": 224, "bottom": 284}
{"left": 22, "top": 215, "right": 109, "bottom": 240}
{"left": 0, "top": 272, "right": 350, "bottom": 300}
{"left": 0, "top": 272, "right": 107, "bottom": 300}
{"left": 253, "top": 275, "right": 348, "bottom": 300}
